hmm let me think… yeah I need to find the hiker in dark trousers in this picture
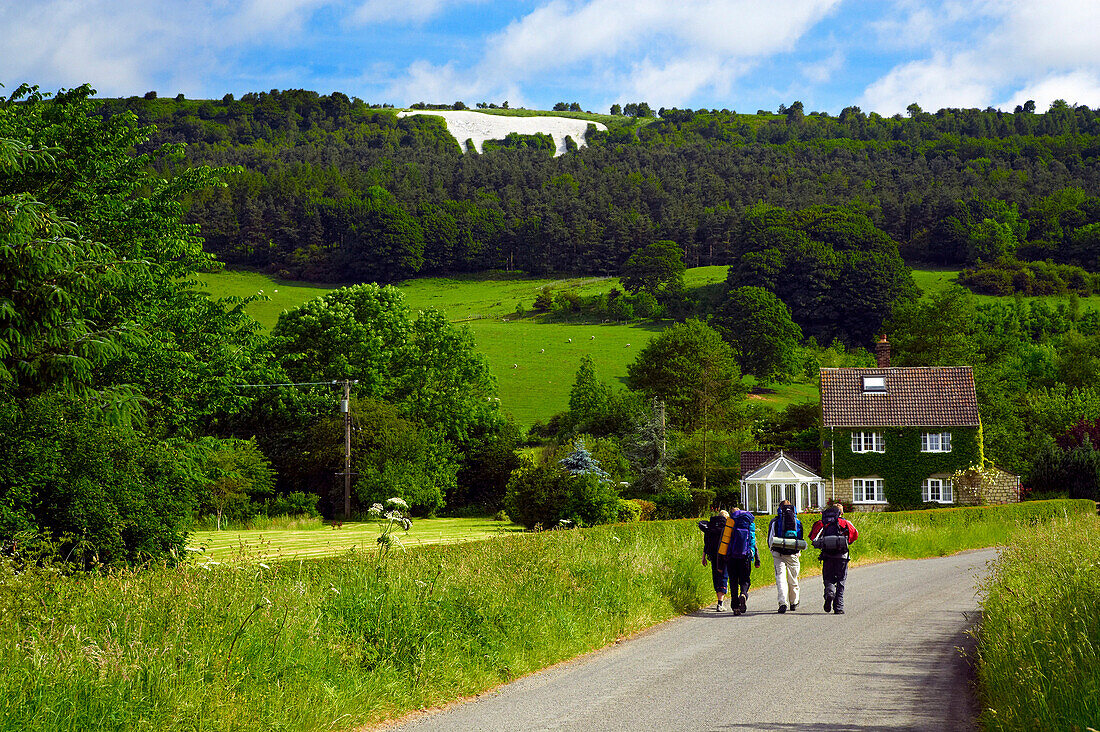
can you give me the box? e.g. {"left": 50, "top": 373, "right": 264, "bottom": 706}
{"left": 725, "top": 507, "right": 761, "bottom": 615}
{"left": 698, "top": 510, "right": 730, "bottom": 611}
{"left": 767, "top": 500, "right": 805, "bottom": 613}
{"left": 809, "top": 504, "right": 858, "bottom": 614}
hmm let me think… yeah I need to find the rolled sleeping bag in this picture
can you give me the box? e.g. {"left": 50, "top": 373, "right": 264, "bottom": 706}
{"left": 812, "top": 534, "right": 849, "bottom": 553}
{"left": 769, "top": 536, "right": 808, "bottom": 552}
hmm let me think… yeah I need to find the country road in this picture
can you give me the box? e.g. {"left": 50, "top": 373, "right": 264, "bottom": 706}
{"left": 386, "top": 549, "right": 996, "bottom": 732}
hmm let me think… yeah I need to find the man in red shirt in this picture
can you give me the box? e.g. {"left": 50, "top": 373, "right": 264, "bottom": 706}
{"left": 808, "top": 503, "right": 859, "bottom": 614}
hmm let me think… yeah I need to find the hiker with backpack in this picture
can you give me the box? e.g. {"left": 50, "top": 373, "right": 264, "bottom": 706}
{"left": 767, "top": 500, "right": 806, "bottom": 614}
{"left": 725, "top": 507, "right": 761, "bottom": 615}
{"left": 809, "top": 503, "right": 859, "bottom": 614}
{"left": 698, "top": 510, "right": 731, "bottom": 611}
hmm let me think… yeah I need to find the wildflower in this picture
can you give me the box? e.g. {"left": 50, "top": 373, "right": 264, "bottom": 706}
{"left": 401, "top": 518, "right": 412, "bottom": 531}
{"left": 368, "top": 503, "right": 384, "bottom": 518}
{"left": 385, "top": 497, "right": 409, "bottom": 510}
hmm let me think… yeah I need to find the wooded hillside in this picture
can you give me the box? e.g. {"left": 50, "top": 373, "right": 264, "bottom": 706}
{"left": 100, "top": 92, "right": 1100, "bottom": 290}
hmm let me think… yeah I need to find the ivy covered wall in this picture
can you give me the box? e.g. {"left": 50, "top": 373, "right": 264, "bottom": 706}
{"left": 823, "top": 426, "right": 982, "bottom": 507}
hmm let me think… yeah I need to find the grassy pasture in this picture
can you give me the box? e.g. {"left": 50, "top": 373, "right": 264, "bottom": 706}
{"left": 911, "top": 265, "right": 1100, "bottom": 309}
{"left": 188, "top": 517, "right": 526, "bottom": 561}
{"left": 0, "top": 500, "right": 1087, "bottom": 732}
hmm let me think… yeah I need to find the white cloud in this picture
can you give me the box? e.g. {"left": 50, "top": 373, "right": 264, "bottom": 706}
{"left": 486, "top": 0, "right": 839, "bottom": 75}
{"left": 862, "top": 0, "right": 1100, "bottom": 114}
{"left": 861, "top": 52, "right": 997, "bottom": 114}
{"left": 381, "top": 0, "right": 841, "bottom": 108}
{"left": 801, "top": 48, "right": 844, "bottom": 85}
{"left": 999, "top": 71, "right": 1100, "bottom": 112}
{"left": 237, "top": 0, "right": 332, "bottom": 35}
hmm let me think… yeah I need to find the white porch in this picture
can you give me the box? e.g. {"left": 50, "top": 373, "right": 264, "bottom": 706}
{"left": 741, "top": 450, "right": 824, "bottom": 514}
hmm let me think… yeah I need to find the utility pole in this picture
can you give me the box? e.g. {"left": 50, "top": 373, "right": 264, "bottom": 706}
{"left": 234, "top": 378, "right": 358, "bottom": 521}
{"left": 342, "top": 379, "right": 352, "bottom": 520}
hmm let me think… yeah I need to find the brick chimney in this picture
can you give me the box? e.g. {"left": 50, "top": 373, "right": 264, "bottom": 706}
{"left": 875, "top": 334, "right": 891, "bottom": 368}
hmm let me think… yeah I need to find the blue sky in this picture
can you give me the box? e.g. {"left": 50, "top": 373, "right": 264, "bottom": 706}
{"left": 4, "top": 0, "right": 1100, "bottom": 115}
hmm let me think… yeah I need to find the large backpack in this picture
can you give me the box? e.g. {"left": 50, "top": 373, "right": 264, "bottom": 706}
{"left": 721, "top": 510, "right": 755, "bottom": 558}
{"left": 777, "top": 504, "right": 798, "bottom": 538}
{"left": 769, "top": 504, "right": 807, "bottom": 553}
{"left": 700, "top": 515, "right": 726, "bottom": 558}
{"left": 813, "top": 506, "right": 849, "bottom": 556}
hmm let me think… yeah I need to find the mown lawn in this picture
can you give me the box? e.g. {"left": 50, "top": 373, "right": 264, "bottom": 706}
{"left": 187, "top": 517, "right": 526, "bottom": 561}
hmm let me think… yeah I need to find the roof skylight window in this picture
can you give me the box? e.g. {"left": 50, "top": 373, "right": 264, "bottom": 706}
{"left": 862, "top": 376, "right": 886, "bottom": 393}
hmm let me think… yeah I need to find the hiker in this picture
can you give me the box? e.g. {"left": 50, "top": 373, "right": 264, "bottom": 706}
{"left": 767, "top": 500, "right": 806, "bottom": 613}
{"left": 725, "top": 507, "right": 761, "bottom": 615}
{"left": 698, "top": 510, "right": 730, "bottom": 611}
{"left": 809, "top": 503, "right": 859, "bottom": 614}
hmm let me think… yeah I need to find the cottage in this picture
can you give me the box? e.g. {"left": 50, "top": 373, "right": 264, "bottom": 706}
{"left": 742, "top": 337, "right": 1019, "bottom": 513}
{"left": 819, "top": 337, "right": 1019, "bottom": 511}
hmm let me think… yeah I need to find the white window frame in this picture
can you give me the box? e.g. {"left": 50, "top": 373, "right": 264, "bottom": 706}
{"left": 862, "top": 376, "right": 886, "bottom": 393}
{"left": 922, "top": 478, "right": 954, "bottom": 504}
{"left": 799, "top": 482, "right": 823, "bottom": 512}
{"left": 850, "top": 431, "right": 885, "bottom": 453}
{"left": 921, "top": 432, "right": 952, "bottom": 453}
{"left": 852, "top": 478, "right": 886, "bottom": 504}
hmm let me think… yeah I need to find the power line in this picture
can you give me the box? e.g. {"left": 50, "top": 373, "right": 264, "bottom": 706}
{"left": 233, "top": 380, "right": 351, "bottom": 388}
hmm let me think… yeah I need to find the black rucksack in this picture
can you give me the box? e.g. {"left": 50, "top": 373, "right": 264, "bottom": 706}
{"left": 777, "top": 504, "right": 798, "bottom": 538}
{"left": 700, "top": 515, "right": 726, "bottom": 558}
{"left": 814, "top": 506, "right": 849, "bottom": 555}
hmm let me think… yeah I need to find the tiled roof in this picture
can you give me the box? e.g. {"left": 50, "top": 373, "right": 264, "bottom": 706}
{"left": 820, "top": 366, "right": 980, "bottom": 428}
{"left": 740, "top": 450, "right": 822, "bottom": 476}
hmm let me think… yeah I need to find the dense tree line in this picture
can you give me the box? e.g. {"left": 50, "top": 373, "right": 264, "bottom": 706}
{"left": 1, "top": 86, "right": 519, "bottom": 565}
{"left": 96, "top": 91, "right": 1100, "bottom": 292}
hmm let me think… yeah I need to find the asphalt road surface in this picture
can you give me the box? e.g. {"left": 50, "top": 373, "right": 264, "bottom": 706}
{"left": 388, "top": 549, "right": 996, "bottom": 732}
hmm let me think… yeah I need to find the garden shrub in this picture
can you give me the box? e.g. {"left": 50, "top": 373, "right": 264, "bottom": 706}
{"left": 504, "top": 459, "right": 620, "bottom": 529}
{"left": 0, "top": 394, "right": 196, "bottom": 567}
{"left": 652, "top": 475, "right": 694, "bottom": 519}
{"left": 689, "top": 489, "right": 715, "bottom": 516}
{"left": 616, "top": 498, "right": 642, "bottom": 523}
{"left": 631, "top": 499, "right": 657, "bottom": 521}
{"left": 265, "top": 491, "right": 321, "bottom": 517}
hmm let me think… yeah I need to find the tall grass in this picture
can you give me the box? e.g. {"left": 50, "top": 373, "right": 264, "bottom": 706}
{"left": 0, "top": 500, "right": 1088, "bottom": 732}
{"left": 188, "top": 513, "right": 326, "bottom": 532}
{"left": 975, "top": 510, "right": 1100, "bottom": 731}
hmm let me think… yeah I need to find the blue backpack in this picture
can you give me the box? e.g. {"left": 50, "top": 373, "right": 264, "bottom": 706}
{"left": 726, "top": 510, "right": 755, "bottom": 558}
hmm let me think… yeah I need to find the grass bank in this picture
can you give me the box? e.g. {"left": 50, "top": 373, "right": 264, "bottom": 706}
{"left": 0, "top": 500, "right": 1087, "bottom": 732}
{"left": 975, "top": 509, "right": 1100, "bottom": 730}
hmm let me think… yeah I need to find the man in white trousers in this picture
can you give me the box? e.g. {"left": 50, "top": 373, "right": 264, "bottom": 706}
{"left": 767, "top": 499, "right": 804, "bottom": 613}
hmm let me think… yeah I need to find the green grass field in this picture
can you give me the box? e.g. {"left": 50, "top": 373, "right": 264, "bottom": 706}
{"left": 911, "top": 265, "right": 1100, "bottom": 309}
{"left": 202, "top": 263, "right": 1080, "bottom": 428}
{"left": 191, "top": 269, "right": 677, "bottom": 426}
{"left": 188, "top": 517, "right": 526, "bottom": 561}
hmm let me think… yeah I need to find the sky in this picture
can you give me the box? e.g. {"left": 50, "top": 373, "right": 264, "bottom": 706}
{"left": 3, "top": 0, "right": 1100, "bottom": 115}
